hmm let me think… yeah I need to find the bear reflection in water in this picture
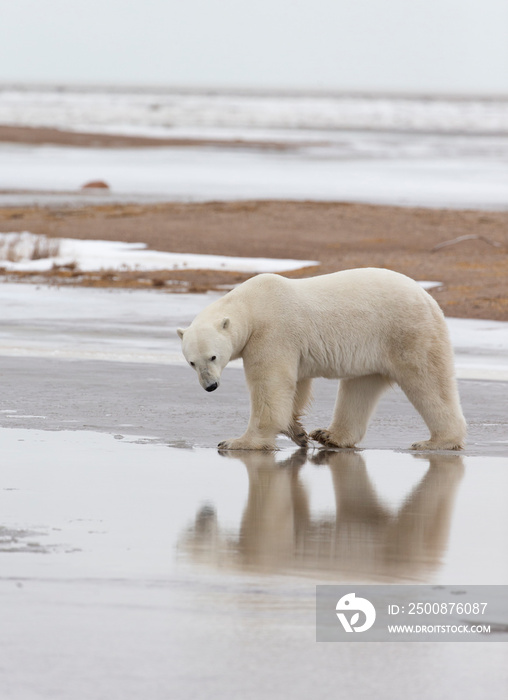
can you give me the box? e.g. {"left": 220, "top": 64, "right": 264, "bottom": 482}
{"left": 180, "top": 450, "right": 464, "bottom": 581}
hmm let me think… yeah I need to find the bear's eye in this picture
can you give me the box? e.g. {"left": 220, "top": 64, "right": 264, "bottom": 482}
{"left": 210, "top": 355, "right": 216, "bottom": 361}
{"left": 189, "top": 361, "right": 195, "bottom": 367}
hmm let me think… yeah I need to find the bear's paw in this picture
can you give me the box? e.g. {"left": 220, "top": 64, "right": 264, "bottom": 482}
{"left": 310, "top": 429, "right": 357, "bottom": 449}
{"left": 282, "top": 421, "right": 309, "bottom": 448}
{"left": 410, "top": 439, "right": 464, "bottom": 451}
{"left": 218, "top": 437, "right": 277, "bottom": 451}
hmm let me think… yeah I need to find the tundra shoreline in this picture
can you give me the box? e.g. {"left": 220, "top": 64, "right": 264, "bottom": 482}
{"left": 0, "top": 199, "right": 507, "bottom": 320}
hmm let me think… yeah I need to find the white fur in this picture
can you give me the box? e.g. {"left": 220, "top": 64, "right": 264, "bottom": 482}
{"left": 178, "top": 269, "right": 466, "bottom": 451}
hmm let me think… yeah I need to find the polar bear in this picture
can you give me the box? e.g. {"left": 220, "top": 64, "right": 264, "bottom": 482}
{"left": 177, "top": 269, "right": 466, "bottom": 451}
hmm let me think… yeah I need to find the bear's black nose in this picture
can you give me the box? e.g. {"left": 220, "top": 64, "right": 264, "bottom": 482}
{"left": 205, "top": 382, "right": 218, "bottom": 392}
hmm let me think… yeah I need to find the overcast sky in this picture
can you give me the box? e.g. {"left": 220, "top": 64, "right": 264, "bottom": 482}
{"left": 1, "top": 0, "right": 507, "bottom": 95}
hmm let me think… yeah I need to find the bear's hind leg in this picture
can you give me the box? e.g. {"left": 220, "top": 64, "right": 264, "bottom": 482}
{"left": 310, "top": 374, "right": 390, "bottom": 448}
{"left": 283, "top": 378, "right": 313, "bottom": 447}
{"left": 397, "top": 373, "right": 466, "bottom": 451}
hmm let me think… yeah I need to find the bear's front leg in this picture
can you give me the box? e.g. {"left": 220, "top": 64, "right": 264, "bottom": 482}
{"left": 218, "top": 366, "right": 297, "bottom": 451}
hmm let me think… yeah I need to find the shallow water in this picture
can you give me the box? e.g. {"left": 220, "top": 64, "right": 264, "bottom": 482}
{"left": 1, "top": 427, "right": 507, "bottom": 698}
{"left": 2, "top": 428, "right": 506, "bottom": 584}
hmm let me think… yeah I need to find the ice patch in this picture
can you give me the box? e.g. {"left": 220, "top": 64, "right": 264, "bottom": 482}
{"left": 2, "top": 88, "right": 508, "bottom": 136}
{"left": 1, "top": 144, "right": 507, "bottom": 210}
{"left": 0, "top": 284, "right": 506, "bottom": 380}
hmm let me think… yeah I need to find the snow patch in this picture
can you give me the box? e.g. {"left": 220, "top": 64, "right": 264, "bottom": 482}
{"left": 0, "top": 232, "right": 318, "bottom": 274}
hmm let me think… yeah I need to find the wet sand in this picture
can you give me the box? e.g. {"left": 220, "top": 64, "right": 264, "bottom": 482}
{"left": 0, "top": 124, "right": 298, "bottom": 150}
{"left": 0, "top": 357, "right": 506, "bottom": 456}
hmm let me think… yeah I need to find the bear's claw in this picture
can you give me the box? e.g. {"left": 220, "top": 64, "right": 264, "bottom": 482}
{"left": 282, "top": 422, "right": 309, "bottom": 448}
{"left": 310, "top": 429, "right": 356, "bottom": 449}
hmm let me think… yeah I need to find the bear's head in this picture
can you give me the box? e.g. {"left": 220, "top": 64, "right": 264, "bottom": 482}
{"left": 177, "top": 317, "right": 232, "bottom": 392}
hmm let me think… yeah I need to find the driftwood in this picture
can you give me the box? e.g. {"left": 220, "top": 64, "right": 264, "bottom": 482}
{"left": 431, "top": 234, "right": 504, "bottom": 252}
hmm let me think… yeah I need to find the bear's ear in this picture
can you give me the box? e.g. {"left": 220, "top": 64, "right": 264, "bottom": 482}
{"left": 221, "top": 317, "right": 230, "bottom": 331}
{"left": 177, "top": 327, "right": 186, "bottom": 339}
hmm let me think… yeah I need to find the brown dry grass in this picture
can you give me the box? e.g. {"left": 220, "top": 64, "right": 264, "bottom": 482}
{"left": 1, "top": 199, "right": 507, "bottom": 319}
